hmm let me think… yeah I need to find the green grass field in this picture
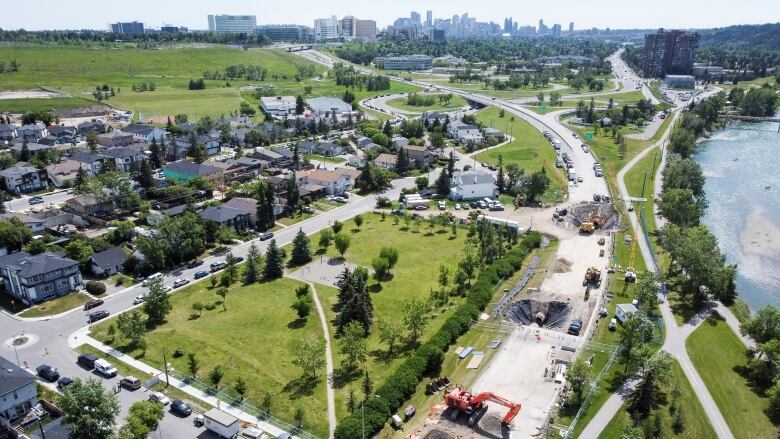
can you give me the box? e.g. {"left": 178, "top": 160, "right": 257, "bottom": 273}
{"left": 0, "top": 97, "right": 105, "bottom": 113}
{"left": 384, "top": 94, "right": 467, "bottom": 113}
{"left": 598, "top": 359, "right": 717, "bottom": 439}
{"left": 19, "top": 292, "right": 89, "bottom": 318}
{"left": 473, "top": 107, "right": 567, "bottom": 203}
{"left": 89, "top": 277, "right": 329, "bottom": 437}
{"left": 686, "top": 316, "right": 777, "bottom": 439}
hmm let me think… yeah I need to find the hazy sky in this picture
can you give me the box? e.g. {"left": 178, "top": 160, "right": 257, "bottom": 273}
{"left": 2, "top": 0, "right": 778, "bottom": 31}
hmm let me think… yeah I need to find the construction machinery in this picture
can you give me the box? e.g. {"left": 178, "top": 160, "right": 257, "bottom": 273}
{"left": 583, "top": 266, "right": 602, "bottom": 287}
{"left": 625, "top": 267, "right": 637, "bottom": 283}
{"left": 579, "top": 222, "right": 595, "bottom": 233}
{"left": 444, "top": 388, "right": 521, "bottom": 426}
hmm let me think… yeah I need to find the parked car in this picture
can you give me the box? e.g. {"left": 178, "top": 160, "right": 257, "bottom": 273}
{"left": 302, "top": 206, "right": 315, "bottom": 214}
{"left": 187, "top": 259, "right": 204, "bottom": 269}
{"left": 333, "top": 196, "right": 348, "bottom": 203}
{"left": 454, "top": 204, "right": 461, "bottom": 210}
{"left": 133, "top": 295, "right": 146, "bottom": 305}
{"left": 120, "top": 376, "right": 142, "bottom": 390}
{"left": 77, "top": 353, "right": 98, "bottom": 369}
{"left": 567, "top": 319, "right": 583, "bottom": 336}
{"left": 259, "top": 232, "right": 274, "bottom": 241}
{"left": 438, "top": 201, "right": 446, "bottom": 210}
{"left": 210, "top": 261, "right": 226, "bottom": 272}
{"left": 414, "top": 205, "right": 428, "bottom": 211}
{"left": 170, "top": 400, "right": 192, "bottom": 416}
{"left": 194, "top": 270, "right": 209, "bottom": 280}
{"left": 173, "top": 278, "right": 189, "bottom": 288}
{"left": 84, "top": 299, "right": 104, "bottom": 310}
{"left": 609, "top": 318, "right": 617, "bottom": 330}
{"left": 36, "top": 364, "right": 60, "bottom": 382}
{"left": 89, "top": 310, "right": 110, "bottom": 322}
{"left": 94, "top": 359, "right": 117, "bottom": 378}
{"left": 150, "top": 392, "right": 171, "bottom": 406}
{"left": 577, "top": 176, "right": 584, "bottom": 183}
{"left": 233, "top": 256, "right": 244, "bottom": 263}
{"left": 57, "top": 377, "right": 73, "bottom": 389}
{"left": 28, "top": 196, "right": 44, "bottom": 205}
{"left": 143, "top": 273, "right": 163, "bottom": 287}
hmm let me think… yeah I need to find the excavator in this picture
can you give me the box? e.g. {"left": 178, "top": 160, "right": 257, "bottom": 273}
{"left": 444, "top": 388, "right": 521, "bottom": 427}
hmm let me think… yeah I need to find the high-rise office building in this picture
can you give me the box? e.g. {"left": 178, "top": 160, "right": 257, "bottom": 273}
{"left": 504, "top": 17, "right": 513, "bottom": 34}
{"left": 256, "top": 25, "right": 311, "bottom": 42}
{"left": 569, "top": 22, "right": 574, "bottom": 33}
{"left": 410, "top": 11, "right": 421, "bottom": 28}
{"left": 110, "top": 21, "right": 144, "bottom": 34}
{"left": 538, "top": 19, "right": 546, "bottom": 34}
{"left": 314, "top": 16, "right": 340, "bottom": 41}
{"left": 207, "top": 15, "right": 257, "bottom": 33}
{"left": 552, "top": 24, "right": 561, "bottom": 37}
{"left": 426, "top": 11, "right": 433, "bottom": 27}
{"left": 340, "top": 16, "right": 356, "bottom": 37}
{"left": 355, "top": 20, "right": 377, "bottom": 39}
{"left": 642, "top": 29, "right": 700, "bottom": 77}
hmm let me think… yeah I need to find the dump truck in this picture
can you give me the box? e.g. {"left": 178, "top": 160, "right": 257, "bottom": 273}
{"left": 583, "top": 266, "right": 602, "bottom": 287}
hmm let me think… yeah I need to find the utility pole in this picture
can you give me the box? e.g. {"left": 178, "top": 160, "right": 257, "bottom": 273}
{"left": 162, "top": 348, "right": 169, "bottom": 387}
{"left": 650, "top": 150, "right": 659, "bottom": 175}
{"left": 640, "top": 171, "right": 648, "bottom": 198}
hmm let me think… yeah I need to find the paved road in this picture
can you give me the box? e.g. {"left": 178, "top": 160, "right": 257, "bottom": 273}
{"left": 4, "top": 189, "right": 73, "bottom": 213}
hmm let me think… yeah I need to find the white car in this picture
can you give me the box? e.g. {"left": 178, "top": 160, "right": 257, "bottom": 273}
{"left": 454, "top": 203, "right": 461, "bottom": 210}
{"left": 577, "top": 176, "right": 584, "bottom": 183}
{"left": 162, "top": 286, "right": 172, "bottom": 293}
{"left": 132, "top": 295, "right": 146, "bottom": 305}
{"left": 173, "top": 278, "right": 189, "bottom": 288}
{"left": 149, "top": 392, "right": 171, "bottom": 406}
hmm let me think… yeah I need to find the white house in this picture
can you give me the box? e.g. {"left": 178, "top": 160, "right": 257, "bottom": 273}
{"left": 260, "top": 96, "right": 297, "bottom": 119}
{"left": 449, "top": 170, "right": 497, "bottom": 201}
{"left": 0, "top": 355, "right": 38, "bottom": 431}
{"left": 17, "top": 123, "right": 48, "bottom": 141}
{"left": 0, "top": 124, "right": 18, "bottom": 142}
{"left": 446, "top": 120, "right": 483, "bottom": 143}
{"left": 295, "top": 169, "right": 353, "bottom": 195}
{"left": 196, "top": 130, "right": 222, "bottom": 156}
{"left": 616, "top": 303, "right": 639, "bottom": 323}
{"left": 119, "top": 124, "right": 168, "bottom": 143}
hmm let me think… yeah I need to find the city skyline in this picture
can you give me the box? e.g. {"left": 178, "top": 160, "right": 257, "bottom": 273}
{"left": 2, "top": 0, "right": 779, "bottom": 31}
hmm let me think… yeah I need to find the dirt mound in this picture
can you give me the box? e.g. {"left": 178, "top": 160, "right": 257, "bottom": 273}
{"left": 424, "top": 429, "right": 456, "bottom": 439}
{"left": 551, "top": 258, "right": 573, "bottom": 273}
{"left": 477, "top": 413, "right": 505, "bottom": 436}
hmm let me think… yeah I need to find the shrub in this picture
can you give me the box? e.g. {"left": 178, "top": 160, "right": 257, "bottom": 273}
{"left": 85, "top": 281, "right": 106, "bottom": 295}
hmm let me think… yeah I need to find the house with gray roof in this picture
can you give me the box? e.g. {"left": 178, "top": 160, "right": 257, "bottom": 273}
{"left": 196, "top": 130, "right": 222, "bottom": 156}
{"left": 223, "top": 197, "right": 258, "bottom": 227}
{"left": 449, "top": 170, "right": 496, "bottom": 201}
{"left": 17, "top": 123, "right": 48, "bottom": 142}
{"left": 97, "top": 131, "right": 134, "bottom": 147}
{"left": 0, "top": 162, "right": 48, "bottom": 195}
{"left": 71, "top": 151, "right": 106, "bottom": 176}
{"left": 0, "top": 251, "right": 83, "bottom": 304}
{"left": 0, "top": 124, "right": 18, "bottom": 142}
{"left": 0, "top": 354, "right": 38, "bottom": 430}
{"left": 102, "top": 146, "right": 146, "bottom": 172}
{"left": 77, "top": 120, "right": 106, "bottom": 134}
{"left": 119, "top": 124, "right": 167, "bottom": 143}
{"left": 199, "top": 206, "right": 250, "bottom": 232}
{"left": 90, "top": 246, "right": 128, "bottom": 276}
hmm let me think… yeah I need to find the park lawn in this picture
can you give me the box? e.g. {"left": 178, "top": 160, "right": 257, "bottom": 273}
{"left": 90, "top": 85, "right": 244, "bottom": 121}
{"left": 305, "top": 213, "right": 469, "bottom": 420}
{"left": 277, "top": 211, "right": 315, "bottom": 227}
{"left": 713, "top": 76, "right": 777, "bottom": 93}
{"left": 88, "top": 277, "right": 330, "bottom": 438}
{"left": 473, "top": 106, "right": 568, "bottom": 203}
{"left": 686, "top": 316, "right": 777, "bottom": 439}
{"left": 302, "top": 153, "right": 346, "bottom": 164}
{"left": 0, "top": 96, "right": 104, "bottom": 113}
{"left": 598, "top": 359, "right": 717, "bottom": 439}
{"left": 19, "top": 292, "right": 90, "bottom": 318}
{"left": 384, "top": 94, "right": 468, "bottom": 113}
{"left": 597, "top": 90, "right": 646, "bottom": 105}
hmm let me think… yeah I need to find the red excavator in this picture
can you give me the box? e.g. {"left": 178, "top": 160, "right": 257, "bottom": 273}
{"left": 444, "top": 388, "right": 522, "bottom": 426}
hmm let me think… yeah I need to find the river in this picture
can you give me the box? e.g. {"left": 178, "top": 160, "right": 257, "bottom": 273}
{"left": 695, "top": 121, "right": 780, "bottom": 310}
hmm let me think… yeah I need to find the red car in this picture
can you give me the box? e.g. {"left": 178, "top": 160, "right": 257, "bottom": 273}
{"left": 84, "top": 299, "right": 104, "bottom": 310}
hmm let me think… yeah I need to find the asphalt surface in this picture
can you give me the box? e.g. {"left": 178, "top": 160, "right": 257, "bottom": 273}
{"left": 5, "top": 189, "right": 73, "bottom": 213}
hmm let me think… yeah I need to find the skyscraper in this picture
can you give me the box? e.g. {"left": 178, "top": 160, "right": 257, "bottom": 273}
{"left": 207, "top": 15, "right": 256, "bottom": 33}
{"left": 552, "top": 24, "right": 561, "bottom": 37}
{"left": 504, "top": 17, "right": 513, "bottom": 34}
{"left": 411, "top": 11, "right": 421, "bottom": 28}
{"left": 340, "top": 16, "right": 356, "bottom": 37}
{"left": 314, "top": 16, "right": 340, "bottom": 41}
{"left": 426, "top": 11, "right": 433, "bottom": 28}
{"left": 642, "top": 29, "right": 700, "bottom": 77}
{"left": 569, "top": 22, "right": 574, "bottom": 33}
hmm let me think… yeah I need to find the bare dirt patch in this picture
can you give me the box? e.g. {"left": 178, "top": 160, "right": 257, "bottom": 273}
{"left": 0, "top": 90, "right": 66, "bottom": 99}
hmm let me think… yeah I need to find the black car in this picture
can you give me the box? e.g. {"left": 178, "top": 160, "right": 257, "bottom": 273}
{"left": 259, "top": 232, "right": 274, "bottom": 241}
{"left": 57, "top": 377, "right": 74, "bottom": 389}
{"left": 187, "top": 259, "right": 204, "bottom": 269}
{"left": 89, "top": 310, "right": 110, "bottom": 322}
{"left": 77, "top": 353, "right": 98, "bottom": 369}
{"left": 234, "top": 256, "right": 245, "bottom": 263}
{"left": 194, "top": 270, "right": 209, "bottom": 280}
{"left": 170, "top": 399, "right": 192, "bottom": 416}
{"left": 36, "top": 364, "right": 60, "bottom": 382}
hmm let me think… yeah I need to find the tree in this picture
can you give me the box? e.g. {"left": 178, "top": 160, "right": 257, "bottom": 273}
{"left": 291, "top": 228, "right": 312, "bottom": 265}
{"left": 669, "top": 129, "right": 697, "bottom": 158}
{"left": 208, "top": 365, "right": 224, "bottom": 390}
{"left": 634, "top": 273, "right": 661, "bottom": 316}
{"left": 187, "top": 352, "right": 199, "bottom": 377}
{"left": 116, "top": 310, "right": 146, "bottom": 348}
{"left": 435, "top": 167, "right": 450, "bottom": 195}
{"left": 662, "top": 154, "right": 705, "bottom": 196}
{"left": 292, "top": 293, "right": 313, "bottom": 319}
{"left": 378, "top": 319, "right": 403, "bottom": 354}
{"left": 263, "top": 239, "right": 284, "bottom": 280}
{"left": 371, "top": 256, "right": 390, "bottom": 282}
{"left": 124, "top": 400, "right": 164, "bottom": 439}
{"left": 338, "top": 321, "right": 368, "bottom": 370}
{"left": 353, "top": 214, "right": 364, "bottom": 230}
{"left": 143, "top": 279, "right": 172, "bottom": 327}
{"left": 292, "top": 336, "right": 327, "bottom": 379}
{"left": 243, "top": 243, "right": 260, "bottom": 284}
{"left": 334, "top": 233, "right": 351, "bottom": 258}
{"left": 567, "top": 358, "right": 591, "bottom": 406}
{"left": 524, "top": 168, "right": 550, "bottom": 202}
{"left": 225, "top": 252, "right": 238, "bottom": 281}
{"left": 628, "top": 351, "right": 673, "bottom": 418}
{"left": 86, "top": 131, "right": 98, "bottom": 152}
{"left": 403, "top": 298, "right": 430, "bottom": 344}
{"left": 64, "top": 239, "right": 94, "bottom": 271}
{"left": 438, "top": 264, "right": 450, "bottom": 291}
{"left": 216, "top": 287, "right": 228, "bottom": 311}
{"left": 496, "top": 155, "right": 506, "bottom": 194}
{"left": 741, "top": 306, "right": 780, "bottom": 344}
{"left": 657, "top": 188, "right": 707, "bottom": 228}
{"left": 287, "top": 176, "right": 300, "bottom": 213}
{"left": 336, "top": 267, "right": 373, "bottom": 333}
{"left": 138, "top": 160, "right": 155, "bottom": 190}
{"left": 415, "top": 176, "right": 429, "bottom": 191}
{"left": 536, "top": 92, "right": 545, "bottom": 105}
{"left": 59, "top": 378, "right": 119, "bottom": 439}
{"left": 379, "top": 246, "right": 399, "bottom": 269}
{"left": 618, "top": 314, "right": 654, "bottom": 373}
{"left": 295, "top": 95, "right": 305, "bottom": 115}
{"left": 362, "top": 369, "right": 373, "bottom": 399}
{"left": 319, "top": 228, "right": 334, "bottom": 249}
{"left": 347, "top": 388, "right": 357, "bottom": 414}
{"left": 235, "top": 376, "right": 248, "bottom": 400}
{"left": 0, "top": 218, "right": 32, "bottom": 251}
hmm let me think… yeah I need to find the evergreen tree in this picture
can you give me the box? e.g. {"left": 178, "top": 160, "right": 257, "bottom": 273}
{"left": 496, "top": 154, "right": 506, "bottom": 194}
{"left": 292, "top": 143, "right": 300, "bottom": 170}
{"left": 291, "top": 228, "right": 312, "bottom": 265}
{"left": 74, "top": 167, "right": 87, "bottom": 191}
{"left": 19, "top": 139, "right": 30, "bottom": 161}
{"left": 435, "top": 167, "right": 451, "bottom": 195}
{"left": 149, "top": 138, "right": 162, "bottom": 168}
{"left": 263, "top": 239, "right": 284, "bottom": 280}
{"left": 287, "top": 176, "right": 300, "bottom": 213}
{"left": 295, "top": 95, "right": 305, "bottom": 115}
{"left": 337, "top": 267, "right": 373, "bottom": 333}
{"left": 382, "top": 120, "right": 393, "bottom": 138}
{"left": 395, "top": 147, "right": 410, "bottom": 175}
{"left": 243, "top": 243, "right": 260, "bottom": 284}
{"left": 138, "top": 160, "right": 154, "bottom": 190}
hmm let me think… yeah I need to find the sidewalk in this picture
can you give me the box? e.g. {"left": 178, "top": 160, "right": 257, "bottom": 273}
{"left": 69, "top": 329, "right": 296, "bottom": 439}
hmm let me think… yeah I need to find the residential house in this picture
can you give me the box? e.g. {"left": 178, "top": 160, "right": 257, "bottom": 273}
{"left": 252, "top": 147, "right": 290, "bottom": 168}
{"left": 162, "top": 161, "right": 224, "bottom": 188}
{"left": 71, "top": 151, "right": 106, "bottom": 176}
{"left": 177, "top": 122, "right": 199, "bottom": 135}
{"left": 266, "top": 175, "right": 289, "bottom": 196}
{"left": 48, "top": 126, "right": 79, "bottom": 144}
{"left": 403, "top": 145, "right": 437, "bottom": 169}
{"left": 196, "top": 130, "right": 222, "bottom": 156}
{"left": 348, "top": 155, "right": 367, "bottom": 168}
{"left": 17, "top": 123, "right": 48, "bottom": 142}
{"left": 0, "top": 163, "right": 48, "bottom": 195}
{"left": 616, "top": 303, "right": 639, "bottom": 323}
{"left": 89, "top": 246, "right": 128, "bottom": 276}
{"left": 422, "top": 111, "right": 448, "bottom": 125}
{"left": 0, "top": 251, "right": 83, "bottom": 304}
{"left": 0, "top": 355, "right": 38, "bottom": 431}
{"left": 483, "top": 128, "right": 505, "bottom": 141}
{"left": 0, "top": 124, "right": 18, "bottom": 142}
{"left": 391, "top": 136, "right": 409, "bottom": 150}
{"left": 165, "top": 138, "right": 192, "bottom": 162}
{"left": 77, "top": 120, "right": 106, "bottom": 135}
{"left": 45, "top": 160, "right": 82, "bottom": 188}
{"left": 223, "top": 197, "right": 258, "bottom": 227}
{"left": 0, "top": 213, "right": 45, "bottom": 234}
{"left": 226, "top": 157, "right": 264, "bottom": 179}
{"left": 97, "top": 131, "right": 134, "bottom": 147}
{"left": 363, "top": 142, "right": 381, "bottom": 153}
{"left": 119, "top": 124, "right": 167, "bottom": 143}
{"left": 296, "top": 169, "right": 354, "bottom": 195}
{"left": 199, "top": 206, "right": 250, "bottom": 232}
{"left": 65, "top": 194, "right": 115, "bottom": 216}
{"left": 10, "top": 142, "right": 55, "bottom": 155}
{"left": 449, "top": 170, "right": 497, "bottom": 201}
{"left": 258, "top": 122, "right": 289, "bottom": 143}
{"left": 102, "top": 146, "right": 146, "bottom": 172}
{"left": 306, "top": 142, "right": 345, "bottom": 157}
{"left": 356, "top": 137, "right": 374, "bottom": 149}
{"left": 297, "top": 140, "right": 318, "bottom": 155}
{"left": 373, "top": 153, "right": 397, "bottom": 170}
{"left": 260, "top": 96, "right": 298, "bottom": 119}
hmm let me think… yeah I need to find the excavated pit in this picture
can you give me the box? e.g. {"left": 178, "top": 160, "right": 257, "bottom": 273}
{"left": 567, "top": 202, "right": 621, "bottom": 231}
{"left": 504, "top": 299, "right": 571, "bottom": 328}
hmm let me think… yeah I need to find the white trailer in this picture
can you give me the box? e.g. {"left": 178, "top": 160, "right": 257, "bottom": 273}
{"left": 476, "top": 214, "right": 522, "bottom": 232}
{"left": 203, "top": 408, "right": 240, "bottom": 438}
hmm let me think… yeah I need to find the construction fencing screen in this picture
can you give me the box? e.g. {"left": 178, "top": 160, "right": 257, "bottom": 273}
{"left": 493, "top": 255, "right": 541, "bottom": 316}
{"left": 168, "top": 369, "right": 320, "bottom": 439}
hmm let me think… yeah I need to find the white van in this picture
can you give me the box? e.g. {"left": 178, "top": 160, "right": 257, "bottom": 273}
{"left": 143, "top": 273, "right": 163, "bottom": 287}
{"left": 94, "top": 358, "right": 118, "bottom": 377}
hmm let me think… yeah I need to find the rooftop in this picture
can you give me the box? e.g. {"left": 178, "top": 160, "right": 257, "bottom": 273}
{"left": 0, "top": 355, "right": 37, "bottom": 396}
{"left": 199, "top": 205, "right": 248, "bottom": 223}
{"left": 0, "top": 251, "right": 79, "bottom": 278}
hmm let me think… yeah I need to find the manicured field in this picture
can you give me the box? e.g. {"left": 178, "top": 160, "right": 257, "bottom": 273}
{"left": 598, "top": 359, "right": 717, "bottom": 439}
{"left": 473, "top": 106, "right": 568, "bottom": 202}
{"left": 90, "top": 277, "right": 329, "bottom": 437}
{"left": 0, "top": 97, "right": 104, "bottom": 113}
{"left": 686, "top": 316, "right": 777, "bottom": 439}
{"left": 384, "top": 94, "right": 468, "bottom": 113}
{"left": 19, "top": 292, "right": 89, "bottom": 318}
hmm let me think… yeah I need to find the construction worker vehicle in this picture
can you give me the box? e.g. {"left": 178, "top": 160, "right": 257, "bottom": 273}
{"left": 583, "top": 266, "right": 602, "bottom": 287}
{"left": 625, "top": 267, "right": 637, "bottom": 283}
{"left": 444, "top": 388, "right": 521, "bottom": 426}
